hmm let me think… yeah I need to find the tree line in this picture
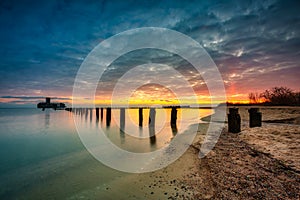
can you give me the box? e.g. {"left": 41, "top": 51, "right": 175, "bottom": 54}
{"left": 249, "top": 86, "right": 300, "bottom": 106}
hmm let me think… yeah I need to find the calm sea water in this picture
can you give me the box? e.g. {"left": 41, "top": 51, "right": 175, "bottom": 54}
{"left": 0, "top": 108, "right": 212, "bottom": 199}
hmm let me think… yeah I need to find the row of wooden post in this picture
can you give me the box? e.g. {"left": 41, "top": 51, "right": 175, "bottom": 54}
{"left": 74, "top": 107, "right": 179, "bottom": 128}
{"left": 67, "top": 107, "right": 261, "bottom": 135}
{"left": 228, "top": 108, "right": 262, "bottom": 133}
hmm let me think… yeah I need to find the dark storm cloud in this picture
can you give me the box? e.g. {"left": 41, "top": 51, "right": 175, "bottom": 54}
{"left": 0, "top": 0, "right": 299, "bottom": 105}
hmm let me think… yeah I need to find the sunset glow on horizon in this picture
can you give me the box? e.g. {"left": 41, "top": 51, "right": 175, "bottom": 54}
{"left": 0, "top": 1, "right": 299, "bottom": 108}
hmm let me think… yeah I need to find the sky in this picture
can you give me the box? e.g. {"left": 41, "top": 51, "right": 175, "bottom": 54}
{"left": 0, "top": 0, "right": 299, "bottom": 107}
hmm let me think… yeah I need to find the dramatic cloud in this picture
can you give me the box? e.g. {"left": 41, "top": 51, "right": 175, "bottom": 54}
{"left": 0, "top": 0, "right": 299, "bottom": 106}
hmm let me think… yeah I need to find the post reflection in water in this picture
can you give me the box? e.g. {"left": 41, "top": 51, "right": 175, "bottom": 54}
{"left": 139, "top": 108, "right": 143, "bottom": 127}
{"left": 44, "top": 112, "right": 50, "bottom": 130}
{"left": 100, "top": 108, "right": 103, "bottom": 122}
{"left": 85, "top": 108, "right": 88, "bottom": 122}
{"left": 106, "top": 108, "right": 111, "bottom": 127}
{"left": 139, "top": 126, "right": 143, "bottom": 138}
{"left": 120, "top": 108, "right": 125, "bottom": 131}
{"left": 149, "top": 126, "right": 156, "bottom": 146}
{"left": 171, "top": 124, "right": 178, "bottom": 136}
{"left": 96, "top": 108, "right": 99, "bottom": 123}
{"left": 74, "top": 107, "right": 207, "bottom": 153}
{"left": 119, "top": 108, "right": 125, "bottom": 144}
{"left": 148, "top": 108, "right": 156, "bottom": 127}
{"left": 89, "top": 108, "right": 93, "bottom": 122}
{"left": 170, "top": 107, "right": 178, "bottom": 136}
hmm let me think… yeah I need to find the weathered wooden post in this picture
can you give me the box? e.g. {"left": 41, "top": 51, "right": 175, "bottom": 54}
{"left": 228, "top": 108, "right": 241, "bottom": 133}
{"left": 106, "top": 108, "right": 111, "bottom": 127}
{"left": 100, "top": 108, "right": 104, "bottom": 121}
{"left": 96, "top": 108, "right": 99, "bottom": 121}
{"left": 149, "top": 108, "right": 156, "bottom": 127}
{"left": 170, "top": 107, "right": 178, "bottom": 136}
{"left": 139, "top": 108, "right": 143, "bottom": 127}
{"left": 148, "top": 108, "right": 156, "bottom": 145}
{"left": 120, "top": 108, "right": 125, "bottom": 131}
{"left": 171, "top": 107, "right": 177, "bottom": 126}
{"left": 248, "top": 108, "right": 262, "bottom": 127}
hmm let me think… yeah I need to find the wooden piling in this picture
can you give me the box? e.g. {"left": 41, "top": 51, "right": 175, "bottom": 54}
{"left": 171, "top": 107, "right": 177, "bottom": 126}
{"left": 96, "top": 108, "right": 99, "bottom": 120}
{"left": 139, "top": 108, "right": 143, "bottom": 127}
{"left": 106, "top": 108, "right": 111, "bottom": 127}
{"left": 148, "top": 108, "right": 156, "bottom": 127}
{"left": 148, "top": 108, "right": 156, "bottom": 144}
{"left": 228, "top": 108, "right": 241, "bottom": 133}
{"left": 248, "top": 108, "right": 262, "bottom": 127}
{"left": 120, "top": 108, "right": 125, "bottom": 131}
{"left": 100, "top": 108, "right": 103, "bottom": 121}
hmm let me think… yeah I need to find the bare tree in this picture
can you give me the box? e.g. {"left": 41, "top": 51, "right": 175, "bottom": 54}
{"left": 260, "top": 87, "right": 296, "bottom": 105}
{"left": 248, "top": 92, "right": 260, "bottom": 104}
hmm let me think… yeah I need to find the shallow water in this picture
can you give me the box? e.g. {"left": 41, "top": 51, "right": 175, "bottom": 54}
{"left": 0, "top": 108, "right": 212, "bottom": 199}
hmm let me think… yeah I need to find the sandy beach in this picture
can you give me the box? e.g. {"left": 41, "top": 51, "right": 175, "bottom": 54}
{"left": 188, "top": 106, "right": 300, "bottom": 199}
{"left": 226, "top": 106, "right": 300, "bottom": 172}
{"left": 68, "top": 106, "right": 300, "bottom": 199}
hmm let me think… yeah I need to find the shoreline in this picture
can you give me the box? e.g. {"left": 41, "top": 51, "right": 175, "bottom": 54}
{"left": 86, "top": 105, "right": 300, "bottom": 199}
{"left": 2, "top": 106, "right": 299, "bottom": 199}
{"left": 189, "top": 106, "right": 300, "bottom": 199}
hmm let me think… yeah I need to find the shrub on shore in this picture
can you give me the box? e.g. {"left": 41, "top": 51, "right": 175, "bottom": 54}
{"left": 249, "top": 87, "right": 300, "bottom": 106}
